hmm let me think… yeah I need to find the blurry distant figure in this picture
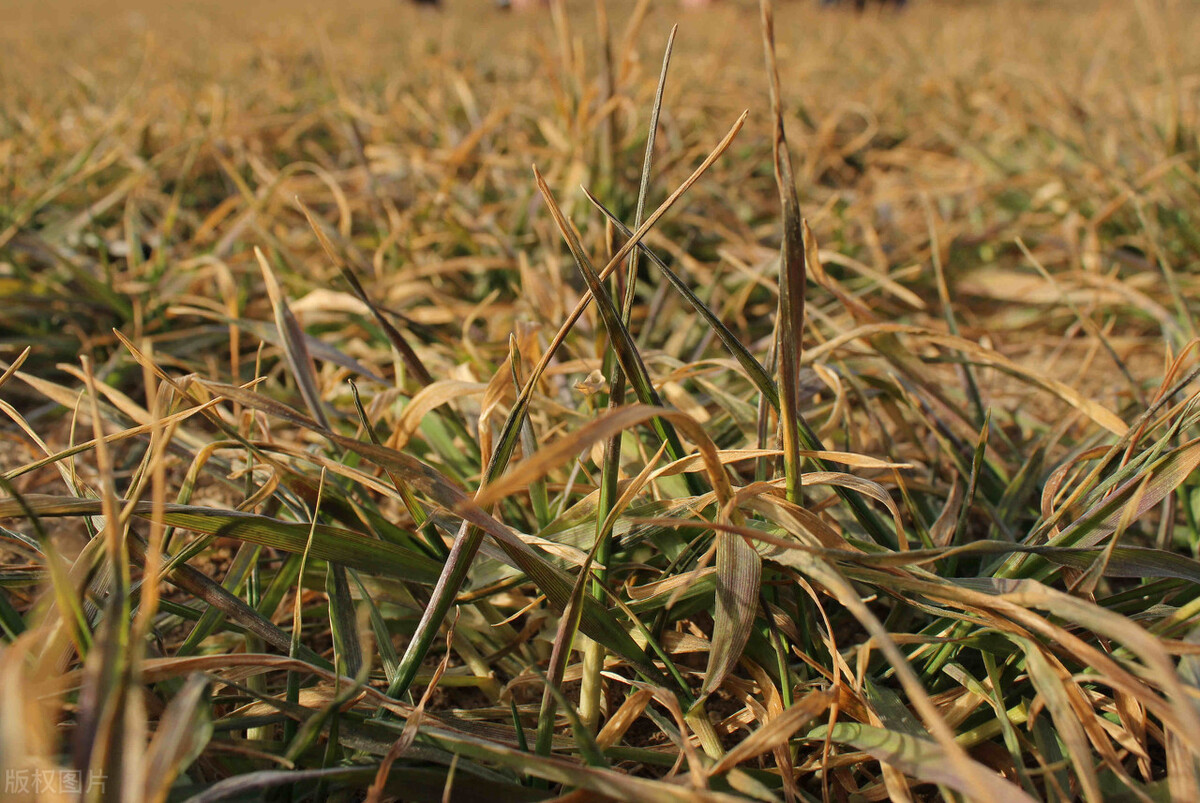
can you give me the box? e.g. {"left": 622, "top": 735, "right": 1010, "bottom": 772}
{"left": 676, "top": 0, "right": 913, "bottom": 8}
{"left": 496, "top": 0, "right": 548, "bottom": 9}
{"left": 821, "top": 0, "right": 907, "bottom": 8}
{"left": 412, "top": 0, "right": 440, "bottom": 7}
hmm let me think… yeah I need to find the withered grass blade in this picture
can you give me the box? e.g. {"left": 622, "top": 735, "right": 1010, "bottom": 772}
{"left": 254, "top": 246, "right": 331, "bottom": 430}
{"left": 759, "top": 0, "right": 806, "bottom": 506}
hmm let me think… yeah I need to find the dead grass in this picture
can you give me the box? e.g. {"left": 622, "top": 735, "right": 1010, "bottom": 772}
{"left": 2, "top": 0, "right": 1200, "bottom": 800}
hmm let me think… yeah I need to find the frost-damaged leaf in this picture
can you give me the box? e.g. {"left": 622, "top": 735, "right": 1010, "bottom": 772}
{"left": 759, "top": 0, "right": 806, "bottom": 506}
{"left": 803, "top": 219, "right": 876, "bottom": 322}
{"left": 389, "top": 380, "right": 487, "bottom": 451}
{"left": 473, "top": 404, "right": 734, "bottom": 512}
{"left": 711, "top": 688, "right": 833, "bottom": 774}
{"left": 254, "top": 246, "right": 330, "bottom": 430}
{"left": 807, "top": 722, "right": 1033, "bottom": 803}
{"left": 1047, "top": 438, "right": 1200, "bottom": 550}
{"left": 0, "top": 347, "right": 31, "bottom": 391}
{"left": 197, "top": 378, "right": 322, "bottom": 430}
{"left": 326, "top": 563, "right": 363, "bottom": 679}
{"left": 143, "top": 673, "right": 211, "bottom": 803}
{"left": 1037, "top": 544, "right": 1200, "bottom": 584}
{"left": 596, "top": 688, "right": 656, "bottom": 749}
{"left": 1020, "top": 641, "right": 1103, "bottom": 802}
{"left": 0, "top": 494, "right": 441, "bottom": 584}
{"left": 508, "top": 337, "right": 550, "bottom": 530}
{"left": 659, "top": 448, "right": 910, "bottom": 474}
{"left": 77, "top": 595, "right": 138, "bottom": 801}
{"left": 700, "top": 526, "right": 760, "bottom": 703}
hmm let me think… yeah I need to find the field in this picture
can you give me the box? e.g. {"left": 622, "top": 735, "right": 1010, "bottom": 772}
{"left": 3, "top": 0, "right": 1200, "bottom": 800}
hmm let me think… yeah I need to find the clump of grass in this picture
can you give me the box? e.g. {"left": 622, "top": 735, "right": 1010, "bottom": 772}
{"left": 2, "top": 0, "right": 1200, "bottom": 800}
